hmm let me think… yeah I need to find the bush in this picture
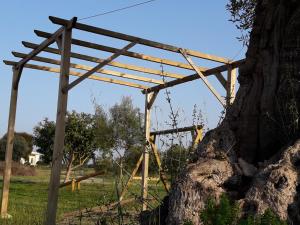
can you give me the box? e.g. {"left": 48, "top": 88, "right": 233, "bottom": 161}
{"left": 0, "top": 161, "right": 36, "bottom": 176}
{"left": 200, "top": 194, "right": 287, "bottom": 225}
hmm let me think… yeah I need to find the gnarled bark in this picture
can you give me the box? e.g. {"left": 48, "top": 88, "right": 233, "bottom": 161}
{"left": 166, "top": 0, "right": 300, "bottom": 224}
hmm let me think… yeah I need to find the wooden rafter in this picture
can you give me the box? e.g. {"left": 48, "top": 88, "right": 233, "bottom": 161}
{"left": 3, "top": 61, "right": 149, "bottom": 90}
{"left": 66, "top": 42, "right": 136, "bottom": 91}
{"left": 143, "top": 59, "right": 245, "bottom": 94}
{"left": 49, "top": 16, "right": 231, "bottom": 64}
{"left": 12, "top": 52, "right": 164, "bottom": 85}
{"left": 35, "top": 30, "right": 209, "bottom": 71}
{"left": 22, "top": 42, "right": 185, "bottom": 79}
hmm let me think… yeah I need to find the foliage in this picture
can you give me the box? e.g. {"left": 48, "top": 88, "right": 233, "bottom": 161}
{"left": 33, "top": 111, "right": 99, "bottom": 168}
{"left": 162, "top": 144, "right": 190, "bottom": 181}
{"left": 0, "top": 132, "right": 33, "bottom": 161}
{"left": 33, "top": 118, "right": 55, "bottom": 164}
{"left": 226, "top": 0, "right": 257, "bottom": 45}
{"left": 200, "top": 194, "right": 287, "bottom": 225}
{"left": 109, "top": 96, "right": 144, "bottom": 151}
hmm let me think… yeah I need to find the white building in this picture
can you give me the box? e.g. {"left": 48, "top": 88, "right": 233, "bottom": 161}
{"left": 20, "top": 151, "right": 43, "bottom": 166}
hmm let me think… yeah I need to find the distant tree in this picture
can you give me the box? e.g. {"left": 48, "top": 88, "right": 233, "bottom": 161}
{"left": 0, "top": 132, "right": 33, "bottom": 162}
{"left": 109, "top": 96, "right": 144, "bottom": 152}
{"left": 33, "top": 111, "right": 100, "bottom": 181}
{"left": 109, "top": 96, "right": 144, "bottom": 177}
{"left": 33, "top": 118, "right": 55, "bottom": 164}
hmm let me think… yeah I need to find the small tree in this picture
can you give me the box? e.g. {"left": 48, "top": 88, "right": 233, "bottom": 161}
{"left": 0, "top": 132, "right": 33, "bottom": 162}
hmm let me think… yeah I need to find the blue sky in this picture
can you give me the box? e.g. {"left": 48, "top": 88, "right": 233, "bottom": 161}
{"left": 0, "top": 0, "right": 246, "bottom": 137}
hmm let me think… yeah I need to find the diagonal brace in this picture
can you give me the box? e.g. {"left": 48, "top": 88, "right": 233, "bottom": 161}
{"left": 179, "top": 49, "right": 226, "bottom": 106}
{"left": 65, "top": 42, "right": 136, "bottom": 92}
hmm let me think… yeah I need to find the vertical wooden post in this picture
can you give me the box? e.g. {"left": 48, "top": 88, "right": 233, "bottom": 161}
{"left": 0, "top": 66, "right": 23, "bottom": 218}
{"left": 226, "top": 66, "right": 237, "bottom": 106}
{"left": 141, "top": 92, "right": 153, "bottom": 211}
{"left": 71, "top": 179, "right": 75, "bottom": 192}
{"left": 45, "top": 26, "right": 72, "bottom": 225}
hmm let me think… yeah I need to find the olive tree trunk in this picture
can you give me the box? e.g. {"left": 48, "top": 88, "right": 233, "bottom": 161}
{"left": 166, "top": 0, "right": 300, "bottom": 224}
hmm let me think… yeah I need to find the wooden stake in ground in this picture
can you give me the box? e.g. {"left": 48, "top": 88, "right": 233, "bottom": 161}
{"left": 0, "top": 66, "right": 23, "bottom": 218}
{"left": 45, "top": 24, "right": 73, "bottom": 225}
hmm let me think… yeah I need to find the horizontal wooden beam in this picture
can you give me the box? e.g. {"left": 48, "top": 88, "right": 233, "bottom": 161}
{"left": 35, "top": 30, "right": 208, "bottom": 71}
{"left": 4, "top": 61, "right": 149, "bottom": 90}
{"left": 12, "top": 52, "right": 164, "bottom": 85}
{"left": 22, "top": 42, "right": 185, "bottom": 79}
{"left": 143, "top": 59, "right": 245, "bottom": 94}
{"left": 49, "top": 16, "right": 231, "bottom": 64}
{"left": 150, "top": 125, "right": 203, "bottom": 136}
{"left": 59, "top": 171, "right": 104, "bottom": 188}
{"left": 66, "top": 42, "right": 136, "bottom": 91}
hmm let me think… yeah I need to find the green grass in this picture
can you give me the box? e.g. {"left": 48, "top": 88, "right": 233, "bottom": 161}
{"left": 0, "top": 167, "right": 166, "bottom": 225}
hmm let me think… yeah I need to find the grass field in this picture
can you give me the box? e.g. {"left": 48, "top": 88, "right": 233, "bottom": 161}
{"left": 0, "top": 167, "right": 166, "bottom": 225}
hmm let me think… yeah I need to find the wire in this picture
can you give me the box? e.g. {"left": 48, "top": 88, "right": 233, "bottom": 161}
{"left": 78, "top": 0, "right": 157, "bottom": 21}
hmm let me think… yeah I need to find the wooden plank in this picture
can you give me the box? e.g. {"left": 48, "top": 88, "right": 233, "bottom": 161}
{"left": 150, "top": 125, "right": 203, "bottom": 136}
{"left": 22, "top": 42, "right": 185, "bottom": 79}
{"left": 226, "top": 67, "right": 237, "bottom": 106}
{"left": 119, "top": 154, "right": 144, "bottom": 201}
{"left": 59, "top": 171, "right": 104, "bottom": 188}
{"left": 180, "top": 49, "right": 226, "bottom": 106}
{"left": 66, "top": 42, "right": 136, "bottom": 91}
{"left": 12, "top": 52, "right": 164, "bottom": 85}
{"left": 192, "top": 127, "right": 203, "bottom": 149}
{"left": 45, "top": 26, "right": 72, "bottom": 225}
{"left": 141, "top": 93, "right": 153, "bottom": 211}
{"left": 17, "top": 27, "right": 64, "bottom": 69}
{"left": 214, "top": 72, "right": 227, "bottom": 89}
{"left": 35, "top": 30, "right": 209, "bottom": 72}
{"left": 149, "top": 136, "right": 170, "bottom": 192}
{"left": 132, "top": 176, "right": 160, "bottom": 181}
{"left": 49, "top": 16, "right": 231, "bottom": 64}
{"left": 0, "top": 67, "right": 23, "bottom": 218}
{"left": 3, "top": 62, "right": 149, "bottom": 90}
{"left": 143, "top": 59, "right": 245, "bottom": 94}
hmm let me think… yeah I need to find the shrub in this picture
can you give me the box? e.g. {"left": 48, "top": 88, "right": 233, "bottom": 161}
{"left": 0, "top": 161, "right": 36, "bottom": 176}
{"left": 200, "top": 194, "right": 287, "bottom": 225}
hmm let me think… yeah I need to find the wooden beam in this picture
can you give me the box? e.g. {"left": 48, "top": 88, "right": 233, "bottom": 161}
{"left": 12, "top": 52, "right": 164, "bottom": 85}
{"left": 214, "top": 72, "right": 227, "bottom": 89}
{"left": 226, "top": 66, "right": 237, "bottom": 106}
{"left": 59, "top": 171, "right": 104, "bottom": 188}
{"left": 22, "top": 42, "right": 185, "bottom": 79}
{"left": 49, "top": 16, "right": 231, "bottom": 64}
{"left": 3, "top": 61, "right": 149, "bottom": 90}
{"left": 45, "top": 26, "right": 72, "bottom": 225}
{"left": 0, "top": 66, "right": 23, "bottom": 218}
{"left": 141, "top": 92, "right": 153, "bottom": 211}
{"left": 149, "top": 135, "right": 170, "bottom": 193}
{"left": 65, "top": 42, "right": 136, "bottom": 91}
{"left": 192, "top": 127, "right": 203, "bottom": 149}
{"left": 35, "top": 30, "right": 208, "bottom": 72}
{"left": 119, "top": 154, "right": 143, "bottom": 202}
{"left": 143, "top": 59, "right": 245, "bottom": 94}
{"left": 150, "top": 125, "right": 203, "bottom": 136}
{"left": 17, "top": 27, "right": 64, "bottom": 69}
{"left": 180, "top": 49, "right": 226, "bottom": 106}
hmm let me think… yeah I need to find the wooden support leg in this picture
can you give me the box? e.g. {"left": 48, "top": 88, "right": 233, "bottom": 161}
{"left": 45, "top": 27, "right": 72, "bottom": 225}
{"left": 119, "top": 154, "right": 143, "bottom": 202}
{"left": 0, "top": 67, "right": 23, "bottom": 218}
{"left": 149, "top": 135, "right": 170, "bottom": 193}
{"left": 226, "top": 67, "right": 237, "bottom": 106}
{"left": 71, "top": 179, "right": 75, "bottom": 192}
{"left": 141, "top": 92, "right": 154, "bottom": 211}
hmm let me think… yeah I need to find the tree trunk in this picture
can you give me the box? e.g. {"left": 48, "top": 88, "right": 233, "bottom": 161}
{"left": 64, "top": 153, "right": 74, "bottom": 183}
{"left": 165, "top": 0, "right": 300, "bottom": 224}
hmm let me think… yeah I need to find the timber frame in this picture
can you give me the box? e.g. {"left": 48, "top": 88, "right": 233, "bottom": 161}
{"left": 2, "top": 16, "right": 245, "bottom": 224}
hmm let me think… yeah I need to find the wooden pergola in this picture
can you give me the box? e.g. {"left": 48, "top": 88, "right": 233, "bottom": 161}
{"left": 1, "top": 16, "right": 245, "bottom": 225}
